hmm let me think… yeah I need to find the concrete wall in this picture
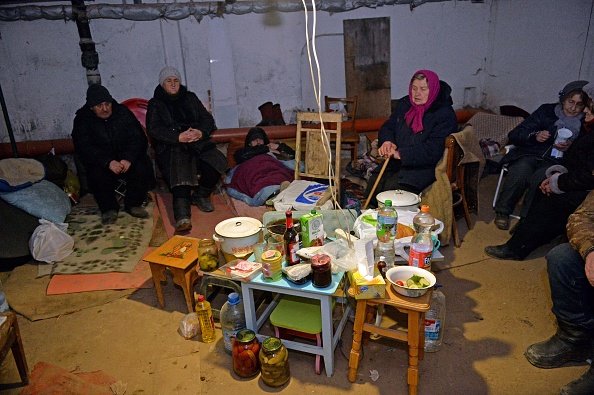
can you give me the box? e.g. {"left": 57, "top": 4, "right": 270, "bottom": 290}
{"left": 0, "top": 0, "right": 592, "bottom": 143}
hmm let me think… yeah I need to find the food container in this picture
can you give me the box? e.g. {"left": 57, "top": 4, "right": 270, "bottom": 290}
{"left": 232, "top": 329, "right": 261, "bottom": 377}
{"left": 376, "top": 190, "right": 421, "bottom": 211}
{"left": 259, "top": 337, "right": 290, "bottom": 387}
{"left": 214, "top": 217, "right": 262, "bottom": 262}
{"left": 197, "top": 238, "right": 219, "bottom": 272}
{"left": 311, "top": 254, "right": 332, "bottom": 288}
{"left": 385, "top": 266, "right": 436, "bottom": 298}
{"left": 261, "top": 250, "right": 283, "bottom": 282}
{"left": 219, "top": 260, "right": 262, "bottom": 282}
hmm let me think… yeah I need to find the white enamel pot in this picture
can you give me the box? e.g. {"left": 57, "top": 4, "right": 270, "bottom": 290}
{"left": 376, "top": 190, "right": 421, "bottom": 212}
{"left": 213, "top": 217, "right": 263, "bottom": 258}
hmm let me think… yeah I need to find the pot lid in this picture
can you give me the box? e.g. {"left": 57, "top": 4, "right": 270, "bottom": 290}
{"left": 215, "top": 217, "right": 263, "bottom": 238}
{"left": 376, "top": 190, "right": 420, "bottom": 206}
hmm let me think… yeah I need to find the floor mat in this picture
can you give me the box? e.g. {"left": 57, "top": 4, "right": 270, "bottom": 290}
{"left": 51, "top": 201, "right": 155, "bottom": 275}
{"left": 46, "top": 259, "right": 154, "bottom": 295}
{"left": 3, "top": 264, "right": 136, "bottom": 321}
{"left": 18, "top": 362, "right": 120, "bottom": 395}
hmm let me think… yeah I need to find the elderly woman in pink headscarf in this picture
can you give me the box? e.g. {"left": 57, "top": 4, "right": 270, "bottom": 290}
{"left": 363, "top": 70, "right": 458, "bottom": 207}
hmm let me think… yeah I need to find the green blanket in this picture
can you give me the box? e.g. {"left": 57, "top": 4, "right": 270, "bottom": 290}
{"left": 51, "top": 202, "right": 154, "bottom": 274}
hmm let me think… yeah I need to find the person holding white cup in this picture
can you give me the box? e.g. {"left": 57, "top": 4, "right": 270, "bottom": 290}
{"left": 493, "top": 80, "right": 589, "bottom": 231}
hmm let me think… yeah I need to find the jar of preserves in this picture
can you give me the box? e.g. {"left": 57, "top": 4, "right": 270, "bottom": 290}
{"left": 232, "top": 329, "right": 261, "bottom": 377}
{"left": 311, "top": 254, "right": 332, "bottom": 288}
{"left": 198, "top": 238, "right": 219, "bottom": 272}
{"left": 259, "top": 337, "right": 290, "bottom": 387}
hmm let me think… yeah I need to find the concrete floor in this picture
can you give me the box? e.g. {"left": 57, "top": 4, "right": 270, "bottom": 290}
{"left": 0, "top": 173, "right": 587, "bottom": 394}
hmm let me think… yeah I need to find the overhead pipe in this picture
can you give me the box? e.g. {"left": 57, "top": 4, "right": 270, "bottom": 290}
{"left": 72, "top": 0, "right": 101, "bottom": 85}
{"left": 0, "top": 0, "right": 454, "bottom": 22}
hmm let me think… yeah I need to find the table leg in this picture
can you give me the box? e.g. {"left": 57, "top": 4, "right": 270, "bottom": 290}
{"left": 407, "top": 310, "right": 421, "bottom": 395}
{"left": 320, "top": 296, "right": 333, "bottom": 377}
{"left": 170, "top": 267, "right": 197, "bottom": 314}
{"left": 241, "top": 283, "right": 257, "bottom": 331}
{"left": 149, "top": 263, "right": 166, "bottom": 308}
{"left": 184, "top": 266, "right": 199, "bottom": 313}
{"left": 348, "top": 299, "right": 368, "bottom": 383}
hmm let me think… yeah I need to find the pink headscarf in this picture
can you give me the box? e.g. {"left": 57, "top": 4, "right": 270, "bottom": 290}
{"left": 404, "top": 70, "right": 441, "bottom": 134}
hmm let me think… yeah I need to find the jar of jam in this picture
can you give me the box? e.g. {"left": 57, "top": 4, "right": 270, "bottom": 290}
{"left": 198, "top": 238, "right": 219, "bottom": 272}
{"left": 232, "top": 329, "right": 261, "bottom": 377}
{"left": 259, "top": 337, "right": 290, "bottom": 387}
{"left": 311, "top": 253, "right": 332, "bottom": 288}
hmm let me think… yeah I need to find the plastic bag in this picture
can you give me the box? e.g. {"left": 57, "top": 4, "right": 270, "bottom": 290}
{"left": 28, "top": 219, "right": 74, "bottom": 263}
{"left": 316, "top": 239, "right": 357, "bottom": 273}
{"left": 179, "top": 312, "right": 200, "bottom": 340}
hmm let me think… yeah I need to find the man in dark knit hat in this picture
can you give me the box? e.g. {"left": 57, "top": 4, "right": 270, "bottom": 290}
{"left": 72, "top": 84, "right": 155, "bottom": 224}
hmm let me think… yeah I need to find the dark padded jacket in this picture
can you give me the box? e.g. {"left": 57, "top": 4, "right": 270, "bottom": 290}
{"left": 377, "top": 80, "right": 457, "bottom": 192}
{"left": 555, "top": 126, "right": 594, "bottom": 192}
{"left": 72, "top": 101, "right": 149, "bottom": 170}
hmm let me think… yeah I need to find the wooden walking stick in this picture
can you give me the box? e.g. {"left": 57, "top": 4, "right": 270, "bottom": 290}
{"left": 363, "top": 156, "right": 390, "bottom": 210}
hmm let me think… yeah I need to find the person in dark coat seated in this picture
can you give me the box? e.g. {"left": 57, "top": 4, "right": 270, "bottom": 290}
{"left": 493, "top": 80, "right": 588, "bottom": 230}
{"left": 72, "top": 84, "right": 155, "bottom": 224}
{"left": 485, "top": 83, "right": 594, "bottom": 261}
{"left": 362, "top": 69, "right": 458, "bottom": 208}
{"left": 225, "top": 127, "right": 295, "bottom": 207}
{"left": 146, "top": 66, "right": 229, "bottom": 232}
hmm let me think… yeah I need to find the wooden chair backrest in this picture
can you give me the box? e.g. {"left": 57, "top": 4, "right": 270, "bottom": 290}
{"left": 445, "top": 134, "right": 465, "bottom": 192}
{"left": 324, "top": 96, "right": 358, "bottom": 131}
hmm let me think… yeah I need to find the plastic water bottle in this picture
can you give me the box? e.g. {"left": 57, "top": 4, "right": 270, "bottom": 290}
{"left": 409, "top": 205, "right": 434, "bottom": 270}
{"left": 377, "top": 200, "right": 397, "bottom": 268}
{"left": 220, "top": 292, "right": 247, "bottom": 355}
{"left": 195, "top": 294, "right": 216, "bottom": 343}
{"left": 0, "top": 280, "right": 9, "bottom": 312}
{"left": 425, "top": 286, "right": 446, "bottom": 352}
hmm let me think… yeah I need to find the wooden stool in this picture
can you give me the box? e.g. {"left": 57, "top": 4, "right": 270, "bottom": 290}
{"left": 347, "top": 285, "right": 432, "bottom": 395}
{"left": 144, "top": 235, "right": 200, "bottom": 313}
{"left": 0, "top": 311, "right": 29, "bottom": 386}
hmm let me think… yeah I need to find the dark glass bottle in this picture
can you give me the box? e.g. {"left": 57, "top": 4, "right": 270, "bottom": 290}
{"left": 377, "top": 255, "right": 387, "bottom": 279}
{"left": 284, "top": 211, "right": 300, "bottom": 266}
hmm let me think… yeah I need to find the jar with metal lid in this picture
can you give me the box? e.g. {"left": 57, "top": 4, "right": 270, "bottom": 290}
{"left": 198, "top": 238, "right": 219, "bottom": 272}
{"left": 232, "top": 329, "right": 261, "bottom": 377}
{"left": 311, "top": 253, "right": 332, "bottom": 288}
{"left": 259, "top": 337, "right": 290, "bottom": 387}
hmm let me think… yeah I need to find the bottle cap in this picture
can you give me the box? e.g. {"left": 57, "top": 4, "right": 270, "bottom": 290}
{"left": 421, "top": 205, "right": 430, "bottom": 212}
{"left": 228, "top": 292, "right": 241, "bottom": 305}
{"left": 311, "top": 209, "right": 316, "bottom": 214}
{"left": 385, "top": 200, "right": 392, "bottom": 207}
{"left": 197, "top": 294, "right": 205, "bottom": 302}
{"left": 379, "top": 256, "right": 386, "bottom": 261}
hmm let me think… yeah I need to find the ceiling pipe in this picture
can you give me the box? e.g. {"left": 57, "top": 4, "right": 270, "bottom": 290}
{"left": 72, "top": 0, "right": 101, "bottom": 85}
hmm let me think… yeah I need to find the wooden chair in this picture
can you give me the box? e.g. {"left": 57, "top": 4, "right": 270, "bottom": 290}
{"left": 294, "top": 112, "right": 343, "bottom": 203}
{"left": 445, "top": 135, "right": 472, "bottom": 247}
{"left": 324, "top": 96, "right": 358, "bottom": 167}
{"left": 0, "top": 311, "right": 29, "bottom": 387}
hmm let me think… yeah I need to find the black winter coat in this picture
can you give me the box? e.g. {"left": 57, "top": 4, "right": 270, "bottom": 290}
{"left": 72, "top": 101, "right": 150, "bottom": 171}
{"left": 146, "top": 85, "right": 228, "bottom": 188}
{"left": 500, "top": 103, "right": 561, "bottom": 166}
{"left": 377, "top": 80, "right": 457, "bottom": 192}
{"left": 556, "top": 127, "right": 594, "bottom": 192}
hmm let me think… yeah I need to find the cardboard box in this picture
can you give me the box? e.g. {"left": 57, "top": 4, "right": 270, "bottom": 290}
{"left": 348, "top": 266, "right": 386, "bottom": 300}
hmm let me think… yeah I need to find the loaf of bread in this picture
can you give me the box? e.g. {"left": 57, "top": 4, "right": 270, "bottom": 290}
{"left": 396, "top": 223, "right": 415, "bottom": 239}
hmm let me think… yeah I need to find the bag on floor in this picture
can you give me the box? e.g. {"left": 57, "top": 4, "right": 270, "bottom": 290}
{"left": 29, "top": 219, "right": 74, "bottom": 263}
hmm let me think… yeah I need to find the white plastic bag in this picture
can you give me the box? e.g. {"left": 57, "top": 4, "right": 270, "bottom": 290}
{"left": 28, "top": 219, "right": 74, "bottom": 263}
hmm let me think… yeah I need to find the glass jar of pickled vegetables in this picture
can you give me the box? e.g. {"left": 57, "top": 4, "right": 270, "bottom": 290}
{"left": 259, "top": 337, "right": 290, "bottom": 387}
{"left": 232, "top": 329, "right": 260, "bottom": 377}
{"left": 198, "top": 238, "right": 219, "bottom": 272}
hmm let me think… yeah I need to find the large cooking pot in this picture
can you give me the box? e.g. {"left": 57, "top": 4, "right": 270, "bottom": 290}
{"left": 213, "top": 217, "right": 262, "bottom": 259}
{"left": 376, "top": 190, "right": 421, "bottom": 212}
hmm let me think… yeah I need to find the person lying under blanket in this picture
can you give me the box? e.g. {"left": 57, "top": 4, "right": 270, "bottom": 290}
{"left": 225, "top": 127, "right": 297, "bottom": 206}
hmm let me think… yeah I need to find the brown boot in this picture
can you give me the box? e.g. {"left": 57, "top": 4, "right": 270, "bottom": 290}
{"left": 271, "top": 103, "right": 285, "bottom": 125}
{"left": 257, "top": 102, "right": 274, "bottom": 126}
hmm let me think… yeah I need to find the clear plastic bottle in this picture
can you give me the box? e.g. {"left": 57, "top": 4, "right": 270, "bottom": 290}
{"left": 195, "top": 294, "right": 216, "bottom": 343}
{"left": 409, "top": 205, "right": 434, "bottom": 270}
{"left": 425, "top": 286, "right": 446, "bottom": 352}
{"left": 377, "top": 200, "right": 397, "bottom": 268}
{"left": 0, "top": 279, "right": 9, "bottom": 312}
{"left": 220, "top": 292, "right": 247, "bottom": 355}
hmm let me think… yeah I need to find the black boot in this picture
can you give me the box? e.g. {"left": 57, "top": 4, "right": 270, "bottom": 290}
{"left": 560, "top": 365, "right": 594, "bottom": 395}
{"left": 525, "top": 319, "right": 592, "bottom": 369}
{"left": 192, "top": 186, "right": 214, "bottom": 212}
{"left": 173, "top": 196, "right": 192, "bottom": 232}
{"left": 256, "top": 102, "right": 274, "bottom": 126}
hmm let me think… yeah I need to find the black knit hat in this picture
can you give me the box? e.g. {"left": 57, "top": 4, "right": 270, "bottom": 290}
{"left": 245, "top": 127, "right": 270, "bottom": 147}
{"left": 86, "top": 84, "right": 113, "bottom": 108}
{"left": 559, "top": 80, "right": 588, "bottom": 102}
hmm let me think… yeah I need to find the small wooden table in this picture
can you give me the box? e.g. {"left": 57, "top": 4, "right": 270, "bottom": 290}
{"left": 144, "top": 235, "right": 200, "bottom": 313}
{"left": 348, "top": 284, "right": 432, "bottom": 395}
